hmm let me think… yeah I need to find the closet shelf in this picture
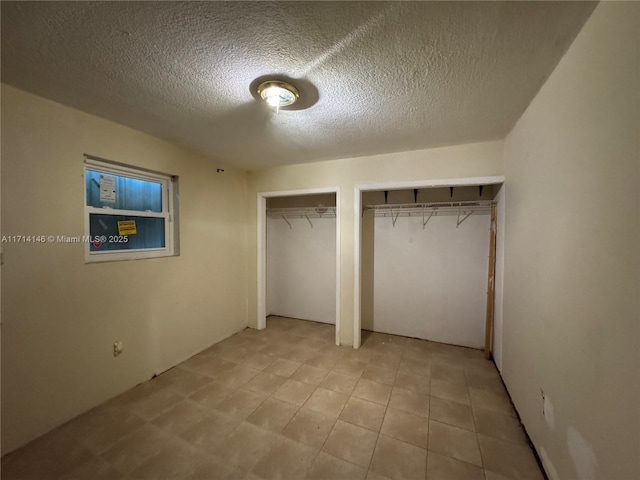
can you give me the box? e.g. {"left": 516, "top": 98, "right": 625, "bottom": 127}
{"left": 267, "top": 207, "right": 336, "bottom": 219}
{"left": 365, "top": 200, "right": 494, "bottom": 227}
{"left": 365, "top": 200, "right": 494, "bottom": 217}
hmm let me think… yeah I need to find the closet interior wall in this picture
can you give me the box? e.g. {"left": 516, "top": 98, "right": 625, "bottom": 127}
{"left": 266, "top": 194, "right": 337, "bottom": 324}
{"left": 362, "top": 186, "right": 500, "bottom": 349}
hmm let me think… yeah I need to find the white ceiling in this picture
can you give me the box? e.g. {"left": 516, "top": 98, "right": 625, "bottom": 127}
{"left": 1, "top": 2, "right": 596, "bottom": 170}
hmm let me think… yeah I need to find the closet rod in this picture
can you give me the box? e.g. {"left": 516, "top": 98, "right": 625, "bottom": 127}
{"left": 267, "top": 206, "right": 336, "bottom": 219}
{"left": 367, "top": 201, "right": 494, "bottom": 218}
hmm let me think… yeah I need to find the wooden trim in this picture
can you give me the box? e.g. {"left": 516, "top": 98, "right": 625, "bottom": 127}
{"left": 485, "top": 203, "right": 497, "bottom": 360}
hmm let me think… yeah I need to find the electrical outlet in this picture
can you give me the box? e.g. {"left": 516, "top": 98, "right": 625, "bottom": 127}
{"left": 541, "top": 388, "right": 545, "bottom": 415}
{"left": 113, "top": 341, "right": 123, "bottom": 357}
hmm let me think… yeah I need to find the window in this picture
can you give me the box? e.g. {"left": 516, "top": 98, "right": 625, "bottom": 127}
{"left": 84, "top": 156, "right": 178, "bottom": 262}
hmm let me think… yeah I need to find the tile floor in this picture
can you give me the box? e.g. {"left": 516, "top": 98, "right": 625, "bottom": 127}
{"left": 1, "top": 316, "right": 546, "bottom": 480}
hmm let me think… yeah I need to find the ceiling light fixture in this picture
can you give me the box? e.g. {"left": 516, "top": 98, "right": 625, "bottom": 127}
{"left": 257, "top": 80, "right": 299, "bottom": 113}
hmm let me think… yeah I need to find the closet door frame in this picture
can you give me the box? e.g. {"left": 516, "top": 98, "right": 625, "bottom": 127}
{"left": 257, "top": 187, "right": 341, "bottom": 345}
{"left": 353, "top": 176, "right": 505, "bottom": 349}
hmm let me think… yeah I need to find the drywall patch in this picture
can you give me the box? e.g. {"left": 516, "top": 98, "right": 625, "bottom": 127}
{"left": 567, "top": 426, "right": 599, "bottom": 480}
{"left": 539, "top": 447, "right": 560, "bottom": 480}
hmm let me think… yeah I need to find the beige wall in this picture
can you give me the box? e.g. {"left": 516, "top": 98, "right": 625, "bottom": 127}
{"left": 247, "top": 140, "right": 504, "bottom": 345}
{"left": 502, "top": 3, "right": 639, "bottom": 479}
{"left": 1, "top": 85, "right": 248, "bottom": 453}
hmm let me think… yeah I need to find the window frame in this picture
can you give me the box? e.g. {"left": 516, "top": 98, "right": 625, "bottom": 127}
{"left": 84, "top": 156, "right": 176, "bottom": 263}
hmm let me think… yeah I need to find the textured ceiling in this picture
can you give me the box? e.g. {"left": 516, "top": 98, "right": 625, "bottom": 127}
{"left": 1, "top": 1, "right": 596, "bottom": 170}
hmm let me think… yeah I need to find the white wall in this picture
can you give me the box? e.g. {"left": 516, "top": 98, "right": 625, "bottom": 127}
{"left": 502, "top": 3, "right": 639, "bottom": 479}
{"left": 372, "top": 214, "right": 490, "bottom": 348}
{"left": 1, "top": 85, "right": 248, "bottom": 454}
{"left": 267, "top": 216, "right": 336, "bottom": 324}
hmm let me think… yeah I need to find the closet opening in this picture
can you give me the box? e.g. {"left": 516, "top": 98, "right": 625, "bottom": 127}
{"left": 354, "top": 177, "right": 504, "bottom": 362}
{"left": 257, "top": 188, "right": 341, "bottom": 345}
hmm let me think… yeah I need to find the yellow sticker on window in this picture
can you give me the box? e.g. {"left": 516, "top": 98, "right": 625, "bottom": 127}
{"left": 117, "top": 220, "right": 137, "bottom": 235}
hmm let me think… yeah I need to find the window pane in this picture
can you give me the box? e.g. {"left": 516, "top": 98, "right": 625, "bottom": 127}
{"left": 86, "top": 169, "right": 162, "bottom": 212}
{"left": 89, "top": 214, "right": 165, "bottom": 251}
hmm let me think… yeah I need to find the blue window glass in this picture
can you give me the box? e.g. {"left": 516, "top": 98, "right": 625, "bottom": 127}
{"left": 85, "top": 169, "right": 162, "bottom": 212}
{"left": 89, "top": 214, "right": 165, "bottom": 251}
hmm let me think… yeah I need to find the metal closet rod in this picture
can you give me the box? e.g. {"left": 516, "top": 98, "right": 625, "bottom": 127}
{"left": 366, "top": 201, "right": 493, "bottom": 214}
{"left": 364, "top": 200, "right": 495, "bottom": 228}
{"left": 267, "top": 206, "right": 336, "bottom": 229}
{"left": 266, "top": 206, "right": 336, "bottom": 218}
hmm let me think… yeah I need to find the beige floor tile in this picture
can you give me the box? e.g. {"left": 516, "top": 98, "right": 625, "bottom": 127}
{"left": 395, "top": 372, "right": 431, "bottom": 395}
{"left": 245, "top": 371, "right": 288, "bottom": 395}
{"left": 112, "top": 384, "right": 184, "bottom": 421}
{"left": 403, "top": 347, "right": 432, "bottom": 364}
{"left": 339, "top": 396, "right": 386, "bottom": 432}
{"left": 372, "top": 342, "right": 405, "bottom": 358}
{"left": 474, "top": 407, "right": 527, "bottom": 445}
{"left": 273, "top": 379, "right": 316, "bottom": 406}
{"left": 429, "top": 396, "right": 475, "bottom": 432}
{"left": 258, "top": 342, "right": 292, "bottom": 358}
{"left": 265, "top": 358, "right": 303, "bottom": 378}
{"left": 303, "top": 387, "right": 349, "bottom": 418}
{"left": 366, "top": 470, "right": 393, "bottom": 480}
{"left": 363, "top": 364, "right": 398, "bottom": 385}
{"left": 280, "top": 346, "right": 317, "bottom": 364}
{"left": 218, "top": 347, "right": 259, "bottom": 365}
{"left": 214, "top": 422, "right": 283, "bottom": 471}
{"left": 323, "top": 420, "right": 378, "bottom": 467}
{"left": 306, "top": 452, "right": 367, "bottom": 480}
{"left": 431, "top": 353, "right": 465, "bottom": 369}
{"left": 297, "top": 336, "right": 328, "bottom": 352}
{"left": 483, "top": 470, "right": 513, "bottom": 480}
{"left": 381, "top": 407, "right": 429, "bottom": 448}
{"left": 59, "top": 457, "right": 124, "bottom": 480}
{"left": 189, "top": 380, "right": 234, "bottom": 408}
{"left": 251, "top": 437, "right": 318, "bottom": 480}
{"left": 426, "top": 450, "right": 484, "bottom": 480}
{"left": 291, "top": 364, "right": 330, "bottom": 386}
{"left": 10, "top": 320, "right": 540, "bottom": 480}
{"left": 478, "top": 434, "right": 544, "bottom": 480}
{"left": 1, "top": 428, "right": 95, "bottom": 480}
{"left": 343, "top": 348, "right": 375, "bottom": 364}
{"left": 56, "top": 404, "right": 145, "bottom": 455}
{"left": 469, "top": 388, "right": 516, "bottom": 417}
{"left": 369, "top": 353, "right": 401, "bottom": 370}
{"left": 464, "top": 367, "right": 506, "bottom": 395}
{"left": 431, "top": 364, "right": 466, "bottom": 386}
{"left": 353, "top": 378, "right": 392, "bottom": 405}
{"left": 430, "top": 379, "right": 470, "bottom": 405}
{"left": 101, "top": 424, "right": 182, "bottom": 475}
{"left": 320, "top": 371, "right": 359, "bottom": 395}
{"left": 179, "top": 409, "right": 243, "bottom": 453}
{"left": 388, "top": 387, "right": 430, "bottom": 418}
{"left": 188, "top": 357, "right": 238, "bottom": 379}
{"left": 428, "top": 420, "right": 482, "bottom": 467}
{"left": 151, "top": 399, "right": 212, "bottom": 436}
{"left": 241, "top": 352, "right": 276, "bottom": 371}
{"left": 464, "top": 357, "right": 500, "bottom": 374}
{"left": 215, "top": 388, "right": 268, "bottom": 419}
{"left": 333, "top": 359, "right": 368, "bottom": 378}
{"left": 127, "top": 444, "right": 212, "bottom": 479}
{"left": 190, "top": 454, "right": 247, "bottom": 479}
{"left": 398, "top": 358, "right": 431, "bottom": 378}
{"left": 282, "top": 409, "right": 336, "bottom": 449}
{"left": 370, "top": 434, "right": 427, "bottom": 480}
{"left": 150, "top": 367, "right": 213, "bottom": 397}
{"left": 216, "top": 365, "right": 261, "bottom": 391}
{"left": 305, "top": 352, "right": 342, "bottom": 370}
{"left": 246, "top": 397, "right": 299, "bottom": 433}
